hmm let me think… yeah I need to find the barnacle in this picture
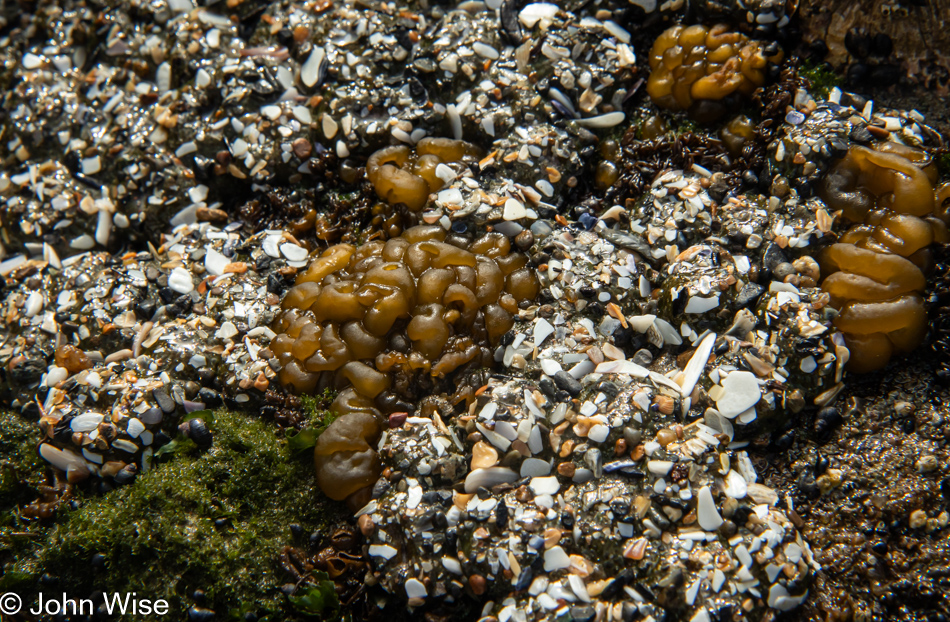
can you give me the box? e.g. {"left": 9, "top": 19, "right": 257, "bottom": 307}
{"left": 366, "top": 138, "right": 480, "bottom": 211}
{"left": 271, "top": 225, "right": 539, "bottom": 502}
{"left": 646, "top": 24, "right": 782, "bottom": 120}
{"left": 818, "top": 145, "right": 947, "bottom": 372}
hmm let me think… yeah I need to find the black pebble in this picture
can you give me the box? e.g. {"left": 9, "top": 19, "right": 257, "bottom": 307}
{"left": 255, "top": 255, "right": 272, "bottom": 272}
{"left": 902, "top": 416, "right": 916, "bottom": 433}
{"left": 849, "top": 126, "right": 874, "bottom": 144}
{"left": 815, "top": 407, "right": 842, "bottom": 436}
{"left": 553, "top": 371, "right": 582, "bottom": 397}
{"left": 772, "top": 429, "right": 795, "bottom": 451}
{"left": 152, "top": 387, "right": 176, "bottom": 413}
{"left": 266, "top": 273, "right": 285, "bottom": 295}
{"left": 596, "top": 381, "right": 619, "bottom": 399}
{"left": 870, "top": 63, "right": 901, "bottom": 87}
{"left": 40, "top": 573, "right": 59, "bottom": 587}
{"left": 871, "top": 33, "right": 893, "bottom": 57}
{"left": 495, "top": 502, "right": 509, "bottom": 529}
{"left": 538, "top": 377, "right": 557, "bottom": 401}
{"left": 188, "top": 418, "right": 213, "bottom": 447}
{"left": 174, "top": 294, "right": 194, "bottom": 314}
{"left": 275, "top": 27, "right": 294, "bottom": 48}
{"left": 585, "top": 302, "right": 604, "bottom": 317}
{"left": 847, "top": 63, "right": 869, "bottom": 85}
{"left": 808, "top": 39, "right": 829, "bottom": 60}
{"left": 158, "top": 287, "right": 178, "bottom": 304}
{"left": 736, "top": 283, "right": 765, "bottom": 309}
{"left": 134, "top": 299, "right": 156, "bottom": 320}
{"left": 845, "top": 30, "right": 871, "bottom": 58}
{"left": 732, "top": 505, "right": 754, "bottom": 526}
{"left": 612, "top": 326, "right": 638, "bottom": 349}
{"left": 828, "top": 138, "right": 850, "bottom": 158}
{"left": 21, "top": 400, "right": 40, "bottom": 419}
{"left": 197, "top": 387, "right": 221, "bottom": 406}
{"left": 762, "top": 243, "right": 789, "bottom": 274}
{"left": 10, "top": 357, "right": 45, "bottom": 386}
{"left": 188, "top": 606, "right": 216, "bottom": 622}
{"left": 797, "top": 473, "right": 819, "bottom": 498}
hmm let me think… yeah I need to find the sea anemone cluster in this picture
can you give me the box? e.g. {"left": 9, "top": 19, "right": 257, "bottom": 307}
{"left": 818, "top": 144, "right": 948, "bottom": 372}
{"left": 269, "top": 224, "right": 539, "bottom": 501}
{"left": 365, "top": 138, "right": 481, "bottom": 212}
{"left": 646, "top": 24, "right": 783, "bottom": 121}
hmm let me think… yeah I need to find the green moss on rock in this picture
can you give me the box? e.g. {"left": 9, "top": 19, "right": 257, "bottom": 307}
{"left": 801, "top": 62, "right": 841, "bottom": 99}
{"left": 0, "top": 410, "right": 43, "bottom": 506}
{"left": 4, "top": 408, "right": 346, "bottom": 621}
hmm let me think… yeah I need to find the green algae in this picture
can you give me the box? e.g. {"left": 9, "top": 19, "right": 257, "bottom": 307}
{"left": 937, "top": 151, "right": 950, "bottom": 183}
{"left": 1, "top": 408, "right": 347, "bottom": 621}
{"left": 0, "top": 410, "right": 45, "bottom": 592}
{"left": 0, "top": 410, "right": 43, "bottom": 506}
{"left": 288, "top": 390, "right": 339, "bottom": 452}
{"left": 801, "top": 62, "right": 841, "bottom": 99}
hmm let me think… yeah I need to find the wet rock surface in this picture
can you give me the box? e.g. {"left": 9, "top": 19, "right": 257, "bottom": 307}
{"left": 0, "top": 0, "right": 948, "bottom": 620}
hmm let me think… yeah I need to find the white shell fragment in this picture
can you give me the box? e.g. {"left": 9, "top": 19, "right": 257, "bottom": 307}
{"left": 168, "top": 267, "right": 195, "bottom": 294}
{"left": 280, "top": 242, "right": 309, "bottom": 262}
{"left": 405, "top": 578, "right": 427, "bottom": 599}
{"left": 81, "top": 156, "right": 102, "bottom": 175}
{"left": 369, "top": 544, "right": 398, "bottom": 560}
{"left": 503, "top": 198, "right": 527, "bottom": 220}
{"left": 543, "top": 546, "right": 571, "bottom": 571}
{"left": 25, "top": 291, "right": 44, "bottom": 317}
{"left": 519, "top": 3, "right": 559, "bottom": 28}
{"left": 301, "top": 47, "right": 327, "bottom": 88}
{"left": 205, "top": 248, "right": 230, "bottom": 276}
{"left": 697, "top": 485, "right": 724, "bottom": 531}
{"left": 679, "top": 332, "right": 716, "bottom": 397}
{"left": 70, "top": 412, "right": 104, "bottom": 432}
{"left": 684, "top": 294, "right": 719, "bottom": 314}
{"left": 126, "top": 418, "right": 146, "bottom": 438}
{"left": 529, "top": 476, "right": 560, "bottom": 495}
{"left": 723, "top": 470, "right": 748, "bottom": 499}
{"left": 39, "top": 444, "right": 89, "bottom": 481}
{"left": 520, "top": 458, "right": 551, "bottom": 477}
{"left": 464, "top": 467, "right": 518, "bottom": 493}
{"left": 715, "top": 371, "right": 761, "bottom": 418}
{"left": 534, "top": 317, "right": 554, "bottom": 346}
{"left": 768, "top": 584, "right": 808, "bottom": 611}
{"left": 576, "top": 112, "right": 625, "bottom": 128}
